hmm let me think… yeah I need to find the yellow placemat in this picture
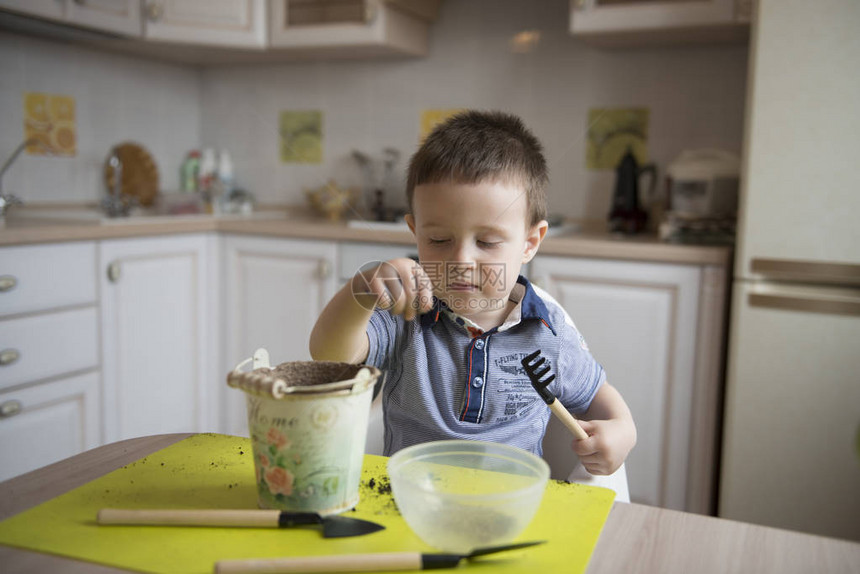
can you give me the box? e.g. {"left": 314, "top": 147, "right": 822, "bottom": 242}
{"left": 0, "top": 434, "right": 615, "bottom": 573}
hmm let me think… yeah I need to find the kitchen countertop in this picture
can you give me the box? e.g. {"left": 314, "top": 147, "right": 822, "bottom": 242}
{"left": 0, "top": 209, "right": 732, "bottom": 267}
{"left": 1, "top": 434, "right": 858, "bottom": 573}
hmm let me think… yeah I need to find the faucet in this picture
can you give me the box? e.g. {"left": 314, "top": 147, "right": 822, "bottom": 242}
{"left": 0, "top": 137, "right": 53, "bottom": 217}
{"left": 101, "top": 148, "right": 135, "bottom": 217}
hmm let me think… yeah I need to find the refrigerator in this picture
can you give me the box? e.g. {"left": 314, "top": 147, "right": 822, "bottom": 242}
{"left": 719, "top": 0, "right": 860, "bottom": 541}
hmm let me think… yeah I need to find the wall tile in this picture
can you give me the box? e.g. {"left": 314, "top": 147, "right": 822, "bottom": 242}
{"left": 1, "top": 0, "right": 747, "bottom": 220}
{"left": 0, "top": 32, "right": 199, "bottom": 204}
{"left": 201, "top": 0, "right": 748, "bottom": 220}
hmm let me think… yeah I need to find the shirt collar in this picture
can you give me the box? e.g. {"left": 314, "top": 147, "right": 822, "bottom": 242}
{"left": 419, "top": 275, "right": 557, "bottom": 336}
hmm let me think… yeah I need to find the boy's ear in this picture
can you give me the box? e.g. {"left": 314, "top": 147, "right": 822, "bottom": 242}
{"left": 405, "top": 213, "right": 416, "bottom": 235}
{"left": 522, "top": 220, "right": 548, "bottom": 263}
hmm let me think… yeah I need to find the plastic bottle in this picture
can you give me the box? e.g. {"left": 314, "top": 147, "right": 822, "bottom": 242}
{"left": 181, "top": 150, "right": 200, "bottom": 193}
{"left": 198, "top": 148, "right": 218, "bottom": 213}
{"left": 217, "top": 150, "right": 234, "bottom": 195}
{"left": 198, "top": 149, "right": 217, "bottom": 193}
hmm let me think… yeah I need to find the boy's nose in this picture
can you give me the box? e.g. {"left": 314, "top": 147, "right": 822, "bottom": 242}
{"left": 450, "top": 242, "right": 477, "bottom": 266}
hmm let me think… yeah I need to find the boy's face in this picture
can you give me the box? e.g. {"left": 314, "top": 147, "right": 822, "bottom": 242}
{"left": 405, "top": 179, "right": 548, "bottom": 328}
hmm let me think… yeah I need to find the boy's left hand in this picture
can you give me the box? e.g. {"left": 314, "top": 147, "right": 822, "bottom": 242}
{"left": 571, "top": 418, "right": 636, "bottom": 476}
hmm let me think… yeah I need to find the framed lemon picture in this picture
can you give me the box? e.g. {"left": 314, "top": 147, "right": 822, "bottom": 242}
{"left": 24, "top": 92, "right": 76, "bottom": 156}
{"left": 280, "top": 110, "right": 322, "bottom": 164}
{"left": 420, "top": 108, "right": 464, "bottom": 141}
{"left": 586, "top": 108, "right": 649, "bottom": 170}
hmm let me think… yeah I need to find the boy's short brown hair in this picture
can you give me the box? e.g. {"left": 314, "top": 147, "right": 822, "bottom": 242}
{"left": 406, "top": 110, "right": 548, "bottom": 227}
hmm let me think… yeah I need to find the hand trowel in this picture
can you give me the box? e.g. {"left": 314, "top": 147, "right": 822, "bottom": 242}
{"left": 213, "top": 540, "right": 546, "bottom": 573}
{"left": 97, "top": 509, "right": 384, "bottom": 538}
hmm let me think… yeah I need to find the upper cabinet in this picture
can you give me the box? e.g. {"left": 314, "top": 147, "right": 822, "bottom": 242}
{"left": 143, "top": 0, "right": 266, "bottom": 47}
{"left": 0, "top": 0, "right": 442, "bottom": 61}
{"left": 68, "top": 0, "right": 141, "bottom": 36}
{"left": 0, "top": 0, "right": 64, "bottom": 21}
{"left": 269, "top": 0, "right": 440, "bottom": 57}
{"left": 0, "top": 0, "right": 141, "bottom": 36}
{"left": 570, "top": 0, "right": 753, "bottom": 47}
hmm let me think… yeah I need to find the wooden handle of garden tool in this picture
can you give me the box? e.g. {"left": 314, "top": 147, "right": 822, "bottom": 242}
{"left": 214, "top": 552, "right": 422, "bottom": 573}
{"left": 98, "top": 508, "right": 282, "bottom": 527}
{"left": 548, "top": 400, "right": 589, "bottom": 440}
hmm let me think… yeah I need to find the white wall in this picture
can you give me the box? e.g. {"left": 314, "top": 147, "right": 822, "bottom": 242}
{"left": 0, "top": 0, "right": 747, "bottom": 221}
{"left": 0, "top": 32, "right": 200, "bottom": 204}
{"left": 200, "top": 0, "right": 748, "bottom": 220}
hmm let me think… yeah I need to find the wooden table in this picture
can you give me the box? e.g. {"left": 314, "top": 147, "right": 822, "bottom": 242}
{"left": 1, "top": 434, "right": 858, "bottom": 573}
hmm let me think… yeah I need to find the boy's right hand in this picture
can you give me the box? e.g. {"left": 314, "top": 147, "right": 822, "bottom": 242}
{"left": 350, "top": 258, "right": 435, "bottom": 321}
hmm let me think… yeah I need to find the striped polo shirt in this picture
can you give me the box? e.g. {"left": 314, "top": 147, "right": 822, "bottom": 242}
{"left": 365, "top": 275, "right": 606, "bottom": 457}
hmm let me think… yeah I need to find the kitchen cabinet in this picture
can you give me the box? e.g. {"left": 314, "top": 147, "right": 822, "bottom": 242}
{"left": 1, "top": 0, "right": 441, "bottom": 61}
{"left": 569, "top": 0, "right": 753, "bottom": 47}
{"left": 67, "top": 0, "right": 141, "bottom": 36}
{"left": 0, "top": 372, "right": 100, "bottom": 482}
{"left": 0, "top": 0, "right": 141, "bottom": 36}
{"left": 0, "top": 0, "right": 64, "bottom": 22}
{"left": 222, "top": 235, "right": 337, "bottom": 436}
{"left": 100, "top": 234, "right": 218, "bottom": 442}
{"left": 530, "top": 255, "right": 727, "bottom": 514}
{"left": 268, "top": 0, "right": 438, "bottom": 57}
{"left": 0, "top": 241, "right": 101, "bottom": 481}
{"left": 142, "top": 0, "right": 266, "bottom": 47}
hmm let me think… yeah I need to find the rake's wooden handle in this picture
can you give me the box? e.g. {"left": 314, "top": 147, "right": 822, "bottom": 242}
{"left": 548, "top": 400, "right": 589, "bottom": 440}
{"left": 215, "top": 552, "right": 422, "bottom": 573}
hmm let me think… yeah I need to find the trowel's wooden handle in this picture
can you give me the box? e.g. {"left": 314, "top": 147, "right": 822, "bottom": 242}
{"left": 215, "top": 553, "right": 422, "bottom": 573}
{"left": 97, "top": 508, "right": 282, "bottom": 527}
{"left": 548, "top": 400, "right": 589, "bottom": 440}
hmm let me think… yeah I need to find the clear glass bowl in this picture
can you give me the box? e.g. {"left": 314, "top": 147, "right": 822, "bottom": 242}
{"left": 387, "top": 440, "right": 550, "bottom": 552}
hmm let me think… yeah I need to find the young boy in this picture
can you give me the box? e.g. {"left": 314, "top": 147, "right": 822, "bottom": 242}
{"left": 310, "top": 110, "right": 635, "bottom": 477}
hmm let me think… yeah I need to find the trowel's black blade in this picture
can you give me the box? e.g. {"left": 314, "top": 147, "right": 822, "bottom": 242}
{"left": 321, "top": 515, "right": 386, "bottom": 538}
{"left": 420, "top": 541, "right": 546, "bottom": 569}
{"left": 466, "top": 540, "right": 546, "bottom": 558}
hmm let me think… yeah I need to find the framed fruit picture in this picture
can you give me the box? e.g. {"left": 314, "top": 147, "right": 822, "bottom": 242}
{"left": 23, "top": 92, "right": 77, "bottom": 157}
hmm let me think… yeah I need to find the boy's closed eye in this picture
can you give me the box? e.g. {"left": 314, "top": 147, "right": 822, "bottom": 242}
{"left": 427, "top": 238, "right": 503, "bottom": 248}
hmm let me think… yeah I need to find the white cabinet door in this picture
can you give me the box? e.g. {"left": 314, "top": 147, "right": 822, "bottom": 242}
{"left": 0, "top": 372, "right": 100, "bottom": 482}
{"left": 268, "top": 0, "right": 429, "bottom": 56}
{"left": 570, "top": 0, "right": 752, "bottom": 46}
{"left": 66, "top": 0, "right": 141, "bottom": 35}
{"left": 0, "top": 0, "right": 64, "bottom": 21}
{"left": 531, "top": 256, "right": 702, "bottom": 511}
{"left": 143, "top": 0, "right": 266, "bottom": 47}
{"left": 0, "top": 242, "right": 97, "bottom": 318}
{"left": 100, "top": 234, "right": 216, "bottom": 442}
{"left": 0, "top": 307, "right": 99, "bottom": 391}
{"left": 222, "top": 235, "right": 337, "bottom": 435}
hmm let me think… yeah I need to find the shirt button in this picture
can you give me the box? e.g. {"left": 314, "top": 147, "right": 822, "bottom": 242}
{"left": 472, "top": 376, "right": 484, "bottom": 388}
{"left": 474, "top": 339, "right": 485, "bottom": 350}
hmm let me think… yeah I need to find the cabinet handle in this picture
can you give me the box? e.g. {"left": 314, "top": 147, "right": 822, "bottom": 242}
{"left": 318, "top": 260, "right": 332, "bottom": 280}
{"left": 0, "top": 348, "right": 20, "bottom": 366}
{"left": 146, "top": 0, "right": 164, "bottom": 22}
{"left": 0, "top": 275, "right": 17, "bottom": 292}
{"left": 107, "top": 261, "right": 121, "bottom": 283}
{"left": 0, "top": 400, "right": 22, "bottom": 419}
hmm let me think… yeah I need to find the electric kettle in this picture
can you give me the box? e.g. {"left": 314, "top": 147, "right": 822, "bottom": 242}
{"left": 608, "top": 148, "right": 656, "bottom": 234}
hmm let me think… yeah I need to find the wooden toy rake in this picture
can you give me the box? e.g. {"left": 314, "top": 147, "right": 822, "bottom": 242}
{"left": 521, "top": 349, "right": 589, "bottom": 440}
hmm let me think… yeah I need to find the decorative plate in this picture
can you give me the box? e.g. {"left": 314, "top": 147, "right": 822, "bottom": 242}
{"left": 103, "top": 142, "right": 159, "bottom": 207}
